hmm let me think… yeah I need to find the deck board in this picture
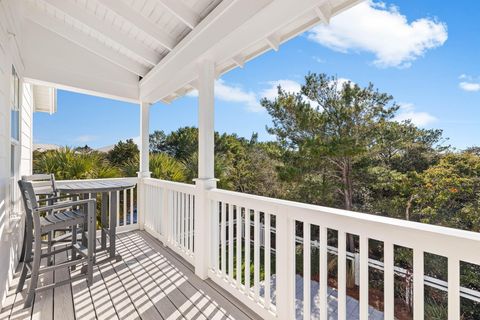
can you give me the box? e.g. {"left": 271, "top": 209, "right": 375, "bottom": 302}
{"left": 1, "top": 231, "right": 259, "bottom": 320}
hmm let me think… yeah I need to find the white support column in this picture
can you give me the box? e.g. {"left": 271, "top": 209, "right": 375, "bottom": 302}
{"left": 138, "top": 101, "right": 151, "bottom": 231}
{"left": 194, "top": 59, "right": 217, "bottom": 279}
{"left": 139, "top": 101, "right": 151, "bottom": 178}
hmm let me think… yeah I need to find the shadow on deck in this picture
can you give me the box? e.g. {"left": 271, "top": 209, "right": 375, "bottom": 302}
{"left": 0, "top": 231, "right": 261, "bottom": 320}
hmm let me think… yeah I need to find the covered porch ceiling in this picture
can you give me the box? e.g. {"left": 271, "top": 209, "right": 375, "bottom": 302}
{"left": 13, "top": 0, "right": 362, "bottom": 104}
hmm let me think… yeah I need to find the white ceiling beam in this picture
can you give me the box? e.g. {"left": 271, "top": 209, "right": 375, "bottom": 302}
{"left": 153, "top": 0, "right": 200, "bottom": 29}
{"left": 140, "top": 0, "right": 273, "bottom": 102}
{"left": 232, "top": 55, "right": 245, "bottom": 68}
{"left": 26, "top": 5, "right": 149, "bottom": 76}
{"left": 41, "top": 0, "right": 160, "bottom": 65}
{"left": 314, "top": 3, "right": 332, "bottom": 24}
{"left": 96, "top": 0, "right": 177, "bottom": 51}
{"left": 265, "top": 34, "right": 280, "bottom": 51}
{"left": 139, "top": 0, "right": 363, "bottom": 103}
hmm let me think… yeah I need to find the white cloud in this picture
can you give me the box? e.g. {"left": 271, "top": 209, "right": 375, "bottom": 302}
{"left": 459, "top": 81, "right": 480, "bottom": 92}
{"left": 75, "top": 135, "right": 97, "bottom": 143}
{"left": 395, "top": 103, "right": 437, "bottom": 127}
{"left": 260, "top": 80, "right": 302, "bottom": 100}
{"left": 187, "top": 79, "right": 260, "bottom": 112}
{"left": 187, "top": 78, "right": 354, "bottom": 112}
{"left": 458, "top": 75, "right": 480, "bottom": 92}
{"left": 307, "top": 1, "right": 447, "bottom": 68}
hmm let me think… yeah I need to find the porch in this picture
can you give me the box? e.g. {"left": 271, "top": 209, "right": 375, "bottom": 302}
{"left": 4, "top": 177, "right": 480, "bottom": 319}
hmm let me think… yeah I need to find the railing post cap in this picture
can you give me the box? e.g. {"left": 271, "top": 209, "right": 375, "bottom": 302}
{"left": 137, "top": 171, "right": 151, "bottom": 178}
{"left": 193, "top": 178, "right": 218, "bottom": 189}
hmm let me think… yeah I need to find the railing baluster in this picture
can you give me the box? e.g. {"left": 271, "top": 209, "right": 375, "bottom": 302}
{"left": 264, "top": 212, "right": 271, "bottom": 310}
{"left": 116, "top": 190, "right": 120, "bottom": 228}
{"left": 319, "top": 226, "right": 328, "bottom": 320}
{"left": 254, "top": 210, "right": 260, "bottom": 301}
{"left": 189, "top": 194, "right": 194, "bottom": 253}
{"left": 221, "top": 202, "right": 227, "bottom": 279}
{"left": 359, "top": 236, "right": 369, "bottom": 320}
{"left": 181, "top": 192, "right": 185, "bottom": 249}
{"left": 174, "top": 191, "right": 178, "bottom": 245}
{"left": 228, "top": 203, "right": 234, "bottom": 281}
{"left": 212, "top": 200, "right": 219, "bottom": 272}
{"left": 123, "top": 189, "right": 127, "bottom": 226}
{"left": 130, "top": 187, "right": 134, "bottom": 225}
{"left": 303, "top": 222, "right": 311, "bottom": 320}
{"left": 245, "top": 208, "right": 251, "bottom": 294}
{"left": 384, "top": 241, "right": 394, "bottom": 320}
{"left": 448, "top": 257, "right": 460, "bottom": 320}
{"left": 413, "top": 249, "right": 424, "bottom": 320}
{"left": 236, "top": 205, "right": 242, "bottom": 288}
{"left": 338, "top": 231, "right": 347, "bottom": 320}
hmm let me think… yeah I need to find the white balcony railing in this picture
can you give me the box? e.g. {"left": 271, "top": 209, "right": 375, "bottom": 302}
{"left": 142, "top": 178, "right": 196, "bottom": 264}
{"left": 138, "top": 178, "right": 480, "bottom": 320}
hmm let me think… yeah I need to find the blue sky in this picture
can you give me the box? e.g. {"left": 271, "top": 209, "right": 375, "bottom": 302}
{"left": 34, "top": 0, "right": 480, "bottom": 150}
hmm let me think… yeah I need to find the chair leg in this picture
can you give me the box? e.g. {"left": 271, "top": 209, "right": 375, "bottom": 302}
{"left": 16, "top": 222, "right": 33, "bottom": 294}
{"left": 24, "top": 233, "right": 41, "bottom": 308}
{"left": 19, "top": 224, "right": 27, "bottom": 263}
{"left": 47, "top": 231, "right": 53, "bottom": 266}
{"left": 87, "top": 207, "right": 95, "bottom": 286}
{"left": 71, "top": 225, "right": 77, "bottom": 271}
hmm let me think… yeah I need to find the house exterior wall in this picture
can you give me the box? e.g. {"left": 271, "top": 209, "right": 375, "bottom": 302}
{"left": 0, "top": 0, "right": 32, "bottom": 307}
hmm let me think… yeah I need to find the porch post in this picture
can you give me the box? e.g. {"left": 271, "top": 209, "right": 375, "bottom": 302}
{"left": 138, "top": 101, "right": 151, "bottom": 231}
{"left": 194, "top": 59, "right": 217, "bottom": 279}
{"left": 138, "top": 101, "right": 151, "bottom": 178}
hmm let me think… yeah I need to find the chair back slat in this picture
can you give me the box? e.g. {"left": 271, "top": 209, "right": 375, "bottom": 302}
{"left": 18, "top": 180, "right": 39, "bottom": 227}
{"left": 22, "top": 174, "right": 57, "bottom": 197}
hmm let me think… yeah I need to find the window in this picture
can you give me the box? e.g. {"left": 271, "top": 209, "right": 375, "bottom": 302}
{"left": 11, "top": 66, "right": 20, "bottom": 141}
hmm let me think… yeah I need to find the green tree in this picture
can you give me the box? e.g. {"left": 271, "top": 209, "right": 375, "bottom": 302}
{"left": 262, "top": 73, "right": 398, "bottom": 211}
{"left": 107, "top": 139, "right": 139, "bottom": 168}
{"left": 414, "top": 152, "right": 480, "bottom": 231}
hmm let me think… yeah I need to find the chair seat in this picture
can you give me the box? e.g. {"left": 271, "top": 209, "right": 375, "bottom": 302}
{"left": 40, "top": 210, "right": 86, "bottom": 233}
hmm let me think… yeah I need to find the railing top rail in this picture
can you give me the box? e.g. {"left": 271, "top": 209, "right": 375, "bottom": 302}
{"left": 208, "top": 188, "right": 480, "bottom": 265}
{"left": 57, "top": 177, "right": 139, "bottom": 184}
{"left": 144, "top": 178, "right": 196, "bottom": 193}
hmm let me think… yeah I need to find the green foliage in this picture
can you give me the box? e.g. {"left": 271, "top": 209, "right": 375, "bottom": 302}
{"left": 33, "top": 147, "right": 121, "bottom": 179}
{"left": 150, "top": 153, "right": 187, "bottom": 182}
{"left": 107, "top": 139, "right": 139, "bottom": 168}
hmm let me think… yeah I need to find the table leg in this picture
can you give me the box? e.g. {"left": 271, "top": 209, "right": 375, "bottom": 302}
{"left": 82, "top": 193, "right": 92, "bottom": 248}
{"left": 101, "top": 192, "right": 108, "bottom": 250}
{"left": 109, "top": 191, "right": 117, "bottom": 259}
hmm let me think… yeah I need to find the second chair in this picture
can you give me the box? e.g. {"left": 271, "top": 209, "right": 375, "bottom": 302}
{"left": 17, "top": 180, "right": 96, "bottom": 308}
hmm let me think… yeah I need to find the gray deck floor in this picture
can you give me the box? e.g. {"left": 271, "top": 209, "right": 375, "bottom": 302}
{"left": 0, "top": 231, "right": 260, "bottom": 320}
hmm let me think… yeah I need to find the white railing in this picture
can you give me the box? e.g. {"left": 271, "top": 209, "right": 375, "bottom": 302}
{"left": 205, "top": 188, "right": 480, "bottom": 320}
{"left": 142, "top": 178, "right": 196, "bottom": 264}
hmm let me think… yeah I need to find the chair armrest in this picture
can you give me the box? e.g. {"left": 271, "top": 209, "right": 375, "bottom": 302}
{"left": 37, "top": 194, "right": 82, "bottom": 203}
{"left": 34, "top": 199, "right": 96, "bottom": 213}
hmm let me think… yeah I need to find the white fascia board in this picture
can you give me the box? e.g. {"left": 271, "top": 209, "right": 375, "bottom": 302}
{"left": 32, "top": 85, "right": 57, "bottom": 114}
{"left": 139, "top": 0, "right": 362, "bottom": 103}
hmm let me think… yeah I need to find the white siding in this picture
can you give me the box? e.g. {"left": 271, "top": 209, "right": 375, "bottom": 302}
{"left": 0, "top": 0, "right": 29, "bottom": 308}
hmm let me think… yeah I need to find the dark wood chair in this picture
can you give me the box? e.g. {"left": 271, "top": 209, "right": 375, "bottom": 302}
{"left": 17, "top": 180, "right": 96, "bottom": 308}
{"left": 19, "top": 174, "right": 79, "bottom": 266}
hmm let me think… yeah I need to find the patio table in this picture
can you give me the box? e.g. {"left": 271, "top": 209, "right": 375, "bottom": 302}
{"left": 56, "top": 179, "right": 137, "bottom": 262}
